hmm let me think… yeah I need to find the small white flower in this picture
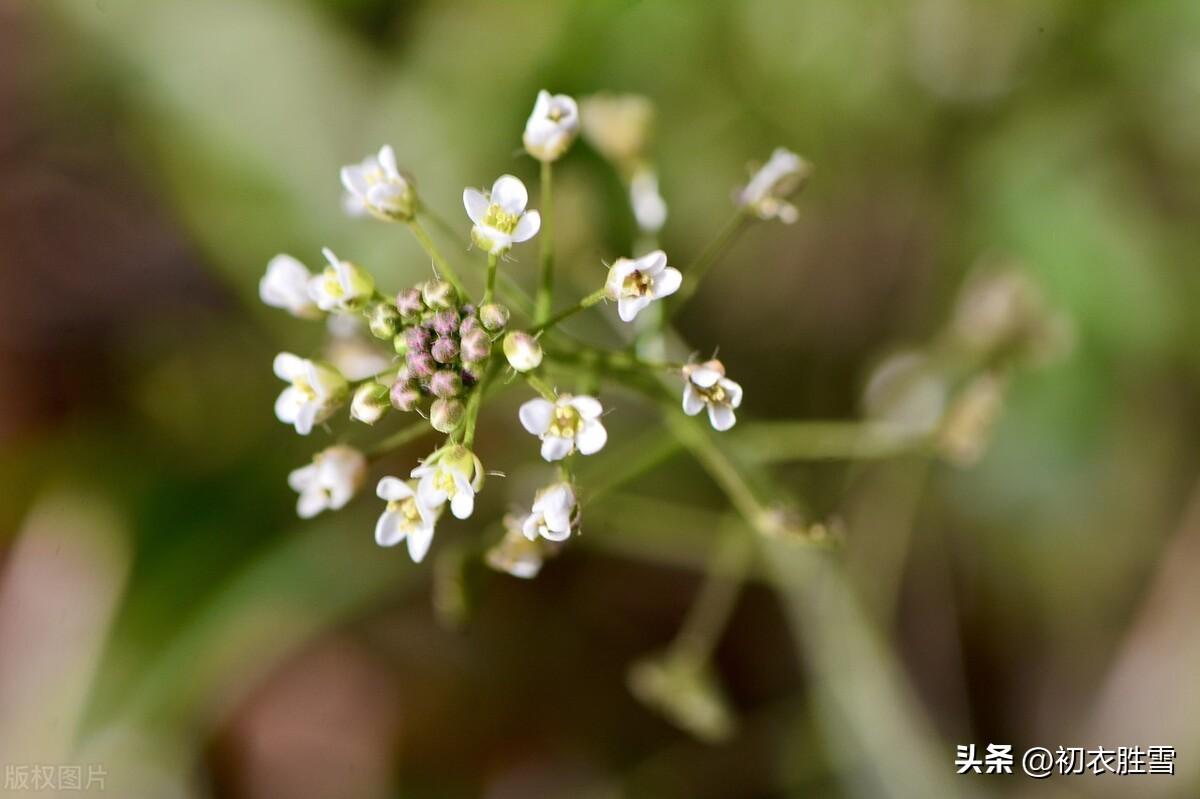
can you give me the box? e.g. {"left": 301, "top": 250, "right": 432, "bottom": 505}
{"left": 629, "top": 168, "right": 667, "bottom": 233}
{"left": 307, "top": 247, "right": 375, "bottom": 312}
{"left": 287, "top": 445, "right": 367, "bottom": 519}
{"left": 485, "top": 515, "right": 546, "bottom": 579}
{"left": 374, "top": 476, "right": 439, "bottom": 562}
{"left": 340, "top": 145, "right": 416, "bottom": 221}
{"left": 522, "top": 482, "right": 578, "bottom": 542}
{"left": 350, "top": 381, "right": 390, "bottom": 425}
{"left": 273, "top": 352, "right": 349, "bottom": 435}
{"left": 410, "top": 445, "right": 484, "bottom": 520}
{"left": 523, "top": 90, "right": 580, "bottom": 162}
{"left": 737, "top": 147, "right": 810, "bottom": 223}
{"left": 519, "top": 394, "right": 608, "bottom": 461}
{"left": 463, "top": 175, "right": 541, "bottom": 255}
{"left": 682, "top": 360, "right": 744, "bottom": 432}
{"left": 604, "top": 250, "right": 682, "bottom": 322}
{"left": 260, "top": 254, "right": 322, "bottom": 319}
{"left": 502, "top": 331, "right": 543, "bottom": 372}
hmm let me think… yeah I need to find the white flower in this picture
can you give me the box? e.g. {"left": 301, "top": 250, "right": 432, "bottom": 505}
{"left": 630, "top": 168, "right": 667, "bottom": 233}
{"left": 604, "top": 250, "right": 682, "bottom": 322}
{"left": 410, "top": 445, "right": 484, "bottom": 520}
{"left": 737, "top": 147, "right": 810, "bottom": 223}
{"left": 463, "top": 175, "right": 541, "bottom": 255}
{"left": 287, "top": 445, "right": 367, "bottom": 519}
{"left": 523, "top": 90, "right": 580, "bottom": 162}
{"left": 340, "top": 145, "right": 416, "bottom": 221}
{"left": 522, "top": 482, "right": 578, "bottom": 542}
{"left": 260, "top": 254, "right": 322, "bottom": 319}
{"left": 350, "top": 381, "right": 390, "bottom": 425}
{"left": 485, "top": 516, "right": 545, "bottom": 579}
{"left": 682, "top": 360, "right": 744, "bottom": 432}
{"left": 273, "top": 352, "right": 349, "bottom": 435}
{"left": 502, "top": 331, "right": 543, "bottom": 372}
{"left": 307, "top": 247, "right": 375, "bottom": 312}
{"left": 519, "top": 394, "right": 608, "bottom": 461}
{"left": 374, "top": 476, "right": 439, "bottom": 562}
{"left": 580, "top": 92, "right": 655, "bottom": 167}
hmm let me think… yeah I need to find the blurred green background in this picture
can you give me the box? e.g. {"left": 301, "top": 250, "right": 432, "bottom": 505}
{"left": 2, "top": 0, "right": 1199, "bottom": 796}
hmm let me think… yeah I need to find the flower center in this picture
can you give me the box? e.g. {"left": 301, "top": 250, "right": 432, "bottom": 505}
{"left": 704, "top": 383, "right": 728, "bottom": 405}
{"left": 548, "top": 405, "right": 583, "bottom": 438}
{"left": 435, "top": 469, "right": 459, "bottom": 496}
{"left": 483, "top": 203, "right": 520, "bottom": 234}
{"left": 321, "top": 270, "right": 345, "bottom": 299}
{"left": 548, "top": 106, "right": 567, "bottom": 122}
{"left": 621, "top": 269, "right": 654, "bottom": 298}
{"left": 292, "top": 378, "right": 317, "bottom": 400}
{"left": 387, "top": 497, "right": 423, "bottom": 527}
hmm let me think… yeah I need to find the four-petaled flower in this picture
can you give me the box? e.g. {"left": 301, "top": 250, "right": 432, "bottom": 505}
{"left": 463, "top": 175, "right": 541, "bottom": 255}
{"left": 374, "top": 476, "right": 438, "bottom": 562}
{"left": 411, "top": 445, "right": 485, "bottom": 520}
{"left": 341, "top": 145, "right": 416, "bottom": 221}
{"left": 682, "top": 359, "right": 743, "bottom": 431}
{"left": 260, "top": 254, "right": 323, "bottom": 319}
{"left": 604, "top": 250, "right": 682, "bottom": 322}
{"left": 523, "top": 90, "right": 580, "bottom": 162}
{"left": 736, "top": 147, "right": 810, "bottom": 223}
{"left": 308, "top": 247, "right": 375, "bottom": 312}
{"left": 288, "top": 445, "right": 367, "bottom": 518}
{"left": 519, "top": 393, "right": 608, "bottom": 461}
{"left": 485, "top": 514, "right": 546, "bottom": 579}
{"left": 522, "top": 482, "right": 578, "bottom": 541}
{"left": 273, "top": 352, "right": 349, "bottom": 435}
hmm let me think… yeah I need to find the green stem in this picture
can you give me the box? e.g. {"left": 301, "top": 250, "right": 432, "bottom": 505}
{"left": 535, "top": 159, "right": 554, "bottom": 324}
{"left": 671, "top": 528, "right": 752, "bottom": 664}
{"left": 366, "top": 419, "right": 434, "bottom": 459}
{"left": 407, "top": 218, "right": 468, "bottom": 300}
{"left": 533, "top": 288, "right": 607, "bottom": 334}
{"left": 524, "top": 373, "right": 558, "bottom": 401}
{"left": 483, "top": 252, "right": 499, "bottom": 306}
{"left": 664, "top": 209, "right": 752, "bottom": 321}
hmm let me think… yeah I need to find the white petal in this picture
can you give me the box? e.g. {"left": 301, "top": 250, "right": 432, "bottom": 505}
{"left": 463, "top": 188, "right": 489, "bottom": 225}
{"left": 690, "top": 367, "right": 722, "bottom": 388}
{"left": 296, "top": 490, "right": 327, "bottom": 519}
{"left": 522, "top": 514, "right": 540, "bottom": 541}
{"left": 287, "top": 463, "right": 318, "bottom": 492}
{"left": 606, "top": 259, "right": 636, "bottom": 294}
{"left": 376, "top": 476, "right": 413, "bottom": 501}
{"left": 368, "top": 183, "right": 406, "bottom": 211}
{"left": 450, "top": 488, "right": 474, "bottom": 520}
{"left": 542, "top": 486, "right": 574, "bottom": 532}
{"left": 417, "top": 475, "right": 447, "bottom": 508}
{"left": 377, "top": 145, "right": 398, "bottom": 176}
{"left": 293, "top": 402, "right": 318, "bottom": 436}
{"left": 340, "top": 165, "right": 367, "bottom": 196}
{"left": 576, "top": 420, "right": 608, "bottom": 455}
{"left": 652, "top": 267, "right": 682, "bottom": 299}
{"left": 519, "top": 398, "right": 554, "bottom": 435}
{"left": 639, "top": 249, "right": 668, "bottom": 274}
{"left": 540, "top": 523, "right": 571, "bottom": 542}
{"left": 375, "top": 512, "right": 404, "bottom": 547}
{"left": 722, "top": 379, "right": 744, "bottom": 408}
{"left": 491, "top": 175, "right": 528, "bottom": 214}
{"left": 567, "top": 395, "right": 603, "bottom": 419}
{"left": 274, "top": 386, "right": 304, "bottom": 424}
{"left": 511, "top": 211, "right": 540, "bottom": 243}
{"left": 406, "top": 522, "right": 435, "bottom": 563}
{"left": 273, "top": 352, "right": 306, "bottom": 382}
{"left": 321, "top": 247, "right": 340, "bottom": 268}
{"left": 617, "top": 295, "right": 651, "bottom": 322}
{"left": 682, "top": 384, "right": 705, "bottom": 415}
{"left": 541, "top": 436, "right": 574, "bottom": 462}
{"left": 708, "top": 404, "right": 737, "bottom": 431}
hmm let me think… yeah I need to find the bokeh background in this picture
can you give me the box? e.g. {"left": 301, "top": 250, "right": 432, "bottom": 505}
{"left": 3, "top": 0, "right": 1200, "bottom": 796}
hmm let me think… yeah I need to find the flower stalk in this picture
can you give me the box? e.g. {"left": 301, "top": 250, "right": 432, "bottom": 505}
{"left": 535, "top": 159, "right": 555, "bottom": 324}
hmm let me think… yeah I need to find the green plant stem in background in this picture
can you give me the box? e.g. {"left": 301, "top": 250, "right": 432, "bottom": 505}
{"left": 483, "top": 252, "right": 499, "bottom": 306}
{"left": 535, "top": 159, "right": 554, "bottom": 324}
{"left": 462, "top": 358, "right": 502, "bottom": 447}
{"left": 407, "top": 218, "right": 468, "bottom": 299}
{"left": 666, "top": 209, "right": 753, "bottom": 320}
{"left": 422, "top": 206, "right": 536, "bottom": 318}
{"left": 534, "top": 288, "right": 607, "bottom": 334}
{"left": 671, "top": 526, "right": 753, "bottom": 664}
{"left": 366, "top": 419, "right": 434, "bottom": 460}
{"left": 524, "top": 372, "right": 558, "bottom": 400}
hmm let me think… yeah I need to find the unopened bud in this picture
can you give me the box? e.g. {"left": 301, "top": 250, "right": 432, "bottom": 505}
{"left": 351, "top": 381, "right": 390, "bottom": 425}
{"left": 460, "top": 328, "right": 491, "bottom": 363}
{"left": 367, "top": 302, "right": 401, "bottom": 340}
{"left": 431, "top": 309, "right": 460, "bottom": 337}
{"left": 503, "top": 331, "right": 543, "bottom": 372}
{"left": 459, "top": 314, "right": 481, "bottom": 337}
{"left": 390, "top": 379, "right": 422, "bottom": 412}
{"left": 392, "top": 334, "right": 408, "bottom": 356}
{"left": 396, "top": 287, "right": 424, "bottom": 319}
{"left": 421, "top": 279, "right": 454, "bottom": 310}
{"left": 431, "top": 336, "right": 459, "bottom": 364}
{"left": 405, "top": 325, "right": 432, "bottom": 353}
{"left": 479, "top": 303, "right": 510, "bottom": 333}
{"left": 430, "top": 370, "right": 464, "bottom": 399}
{"left": 430, "top": 398, "right": 465, "bottom": 433}
{"left": 406, "top": 350, "right": 436, "bottom": 379}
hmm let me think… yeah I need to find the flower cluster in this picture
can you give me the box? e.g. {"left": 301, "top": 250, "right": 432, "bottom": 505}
{"left": 260, "top": 89, "right": 795, "bottom": 579}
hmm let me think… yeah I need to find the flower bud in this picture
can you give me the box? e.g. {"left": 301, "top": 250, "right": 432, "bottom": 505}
{"left": 431, "top": 309, "right": 460, "bottom": 337}
{"left": 396, "top": 287, "right": 424, "bottom": 320}
{"left": 390, "top": 379, "right": 422, "bottom": 412}
{"left": 430, "top": 370, "right": 463, "bottom": 399}
{"left": 405, "top": 325, "right": 432, "bottom": 353}
{"left": 459, "top": 314, "right": 481, "bottom": 336}
{"left": 430, "top": 398, "right": 465, "bottom": 433}
{"left": 431, "top": 336, "right": 459, "bottom": 364}
{"left": 392, "top": 334, "right": 408, "bottom": 356}
{"left": 503, "top": 331, "right": 543, "bottom": 372}
{"left": 350, "top": 381, "right": 390, "bottom": 425}
{"left": 479, "top": 302, "right": 510, "bottom": 333}
{"left": 421, "top": 279, "right": 454, "bottom": 310}
{"left": 406, "top": 350, "right": 436, "bottom": 379}
{"left": 460, "top": 328, "right": 491, "bottom": 363}
{"left": 367, "top": 302, "right": 401, "bottom": 340}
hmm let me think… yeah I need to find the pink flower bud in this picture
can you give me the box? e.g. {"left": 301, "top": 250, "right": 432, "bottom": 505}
{"left": 390, "top": 380, "right": 422, "bottom": 412}
{"left": 431, "top": 309, "right": 460, "bottom": 336}
{"left": 396, "top": 288, "right": 423, "bottom": 319}
{"left": 460, "top": 328, "right": 491, "bottom": 363}
{"left": 430, "top": 370, "right": 463, "bottom": 398}
{"left": 430, "top": 398, "right": 465, "bottom": 433}
{"left": 431, "top": 336, "right": 459, "bottom": 364}
{"left": 406, "top": 350, "right": 435, "bottom": 379}
{"left": 479, "top": 303, "right": 510, "bottom": 333}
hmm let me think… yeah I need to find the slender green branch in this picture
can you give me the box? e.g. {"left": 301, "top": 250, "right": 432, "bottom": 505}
{"left": 535, "top": 159, "right": 555, "bottom": 324}
{"left": 533, "top": 288, "right": 608, "bottom": 334}
{"left": 407, "top": 218, "right": 468, "bottom": 299}
{"left": 483, "top": 252, "right": 499, "bottom": 306}
{"left": 671, "top": 528, "right": 752, "bottom": 664}
{"left": 366, "top": 419, "right": 434, "bottom": 459}
{"left": 421, "top": 206, "right": 534, "bottom": 317}
{"left": 463, "top": 361, "right": 499, "bottom": 447}
{"left": 524, "top": 373, "right": 558, "bottom": 400}
{"left": 664, "top": 209, "right": 752, "bottom": 320}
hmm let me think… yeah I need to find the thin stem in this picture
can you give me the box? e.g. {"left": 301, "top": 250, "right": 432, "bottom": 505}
{"left": 671, "top": 528, "right": 752, "bottom": 664}
{"left": 533, "top": 288, "right": 607, "bottom": 334}
{"left": 407, "top": 218, "right": 468, "bottom": 300}
{"left": 664, "top": 209, "right": 752, "bottom": 321}
{"left": 524, "top": 373, "right": 558, "bottom": 401}
{"left": 366, "top": 419, "right": 434, "bottom": 459}
{"left": 421, "top": 206, "right": 535, "bottom": 317}
{"left": 535, "top": 159, "right": 554, "bottom": 324}
{"left": 483, "top": 252, "right": 500, "bottom": 306}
